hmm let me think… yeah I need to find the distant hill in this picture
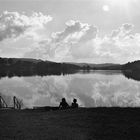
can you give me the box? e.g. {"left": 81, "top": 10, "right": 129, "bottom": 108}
{"left": 1, "top": 57, "right": 140, "bottom": 80}
{"left": 68, "top": 62, "right": 122, "bottom": 70}
{"left": 18, "top": 58, "right": 43, "bottom": 63}
{"left": 0, "top": 57, "right": 81, "bottom": 77}
{"left": 0, "top": 57, "right": 123, "bottom": 71}
{"left": 122, "top": 60, "right": 140, "bottom": 72}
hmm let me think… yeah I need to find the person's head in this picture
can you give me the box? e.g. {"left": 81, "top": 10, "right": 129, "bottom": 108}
{"left": 62, "top": 98, "right": 66, "bottom": 102}
{"left": 73, "top": 98, "right": 77, "bottom": 103}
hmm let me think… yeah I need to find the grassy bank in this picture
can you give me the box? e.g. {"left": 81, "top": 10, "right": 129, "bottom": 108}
{"left": 0, "top": 108, "right": 140, "bottom": 140}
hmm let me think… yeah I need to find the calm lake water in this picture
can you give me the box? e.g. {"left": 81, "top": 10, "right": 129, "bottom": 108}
{"left": 0, "top": 70, "right": 140, "bottom": 108}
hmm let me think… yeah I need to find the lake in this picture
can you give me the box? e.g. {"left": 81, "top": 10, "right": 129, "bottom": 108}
{"left": 0, "top": 70, "right": 140, "bottom": 108}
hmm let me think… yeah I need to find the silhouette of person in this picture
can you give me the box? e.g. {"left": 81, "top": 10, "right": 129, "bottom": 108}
{"left": 59, "top": 98, "right": 69, "bottom": 109}
{"left": 71, "top": 98, "right": 78, "bottom": 108}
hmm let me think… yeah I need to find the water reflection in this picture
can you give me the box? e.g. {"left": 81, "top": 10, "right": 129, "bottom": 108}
{"left": 0, "top": 70, "right": 140, "bottom": 108}
{"left": 123, "top": 70, "right": 140, "bottom": 81}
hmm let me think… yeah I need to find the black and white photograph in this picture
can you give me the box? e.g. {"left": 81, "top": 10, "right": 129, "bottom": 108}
{"left": 0, "top": 0, "right": 140, "bottom": 139}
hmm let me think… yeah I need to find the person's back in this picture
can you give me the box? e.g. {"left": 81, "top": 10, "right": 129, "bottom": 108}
{"left": 59, "top": 98, "right": 69, "bottom": 109}
{"left": 71, "top": 99, "right": 78, "bottom": 108}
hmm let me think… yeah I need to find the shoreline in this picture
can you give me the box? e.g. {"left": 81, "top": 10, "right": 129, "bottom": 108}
{"left": 1, "top": 107, "right": 140, "bottom": 140}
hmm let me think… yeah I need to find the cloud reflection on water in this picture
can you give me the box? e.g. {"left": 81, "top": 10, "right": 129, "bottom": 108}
{"left": 0, "top": 71, "right": 140, "bottom": 108}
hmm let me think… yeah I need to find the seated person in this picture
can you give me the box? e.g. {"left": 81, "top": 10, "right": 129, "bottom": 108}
{"left": 71, "top": 98, "right": 78, "bottom": 108}
{"left": 59, "top": 98, "right": 69, "bottom": 109}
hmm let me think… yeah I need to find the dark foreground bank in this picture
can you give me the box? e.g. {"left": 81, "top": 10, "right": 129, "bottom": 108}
{"left": 0, "top": 108, "right": 140, "bottom": 140}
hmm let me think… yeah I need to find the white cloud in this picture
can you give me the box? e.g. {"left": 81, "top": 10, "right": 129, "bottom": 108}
{"left": 51, "top": 20, "right": 98, "bottom": 44}
{"left": 25, "top": 20, "right": 98, "bottom": 62}
{"left": 0, "top": 11, "right": 52, "bottom": 41}
{"left": 48, "top": 22, "right": 140, "bottom": 63}
{"left": 111, "top": 23, "right": 134, "bottom": 38}
{"left": 0, "top": 13, "right": 139, "bottom": 64}
{"left": 96, "top": 23, "right": 140, "bottom": 63}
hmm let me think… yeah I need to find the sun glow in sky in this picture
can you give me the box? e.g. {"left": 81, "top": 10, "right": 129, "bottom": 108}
{"left": 102, "top": 5, "right": 110, "bottom": 12}
{"left": 0, "top": 0, "right": 140, "bottom": 63}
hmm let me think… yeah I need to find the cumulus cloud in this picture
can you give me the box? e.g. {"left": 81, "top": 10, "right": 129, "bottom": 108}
{"left": 52, "top": 20, "right": 83, "bottom": 43}
{"left": 111, "top": 23, "right": 134, "bottom": 38}
{"left": 0, "top": 11, "right": 52, "bottom": 41}
{"left": 97, "top": 23, "right": 140, "bottom": 63}
{"left": 52, "top": 20, "right": 98, "bottom": 43}
{"left": 51, "top": 22, "right": 140, "bottom": 63}
{"left": 25, "top": 22, "right": 140, "bottom": 63}
{"left": 1, "top": 13, "right": 139, "bottom": 64}
{"left": 25, "top": 20, "right": 98, "bottom": 62}
{"left": 53, "top": 20, "right": 98, "bottom": 61}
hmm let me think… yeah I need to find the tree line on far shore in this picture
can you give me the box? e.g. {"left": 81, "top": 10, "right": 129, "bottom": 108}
{"left": 0, "top": 57, "right": 140, "bottom": 80}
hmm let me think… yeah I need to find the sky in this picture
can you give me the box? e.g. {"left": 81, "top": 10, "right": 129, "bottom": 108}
{"left": 0, "top": 0, "right": 140, "bottom": 63}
